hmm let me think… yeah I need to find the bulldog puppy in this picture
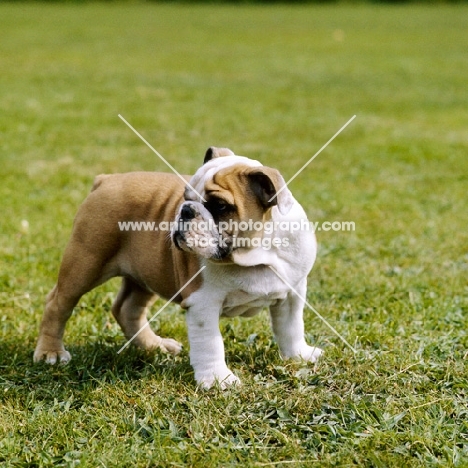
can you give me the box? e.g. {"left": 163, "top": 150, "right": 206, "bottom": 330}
{"left": 34, "top": 147, "right": 322, "bottom": 388}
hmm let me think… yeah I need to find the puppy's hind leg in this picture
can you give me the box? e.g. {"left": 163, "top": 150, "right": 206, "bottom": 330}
{"left": 112, "top": 278, "right": 182, "bottom": 355}
{"left": 34, "top": 246, "right": 109, "bottom": 365}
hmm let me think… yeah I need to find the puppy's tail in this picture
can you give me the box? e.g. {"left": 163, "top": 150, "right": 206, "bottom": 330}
{"left": 91, "top": 174, "right": 110, "bottom": 192}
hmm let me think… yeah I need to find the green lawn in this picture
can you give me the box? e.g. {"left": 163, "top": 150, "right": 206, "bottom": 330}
{"left": 1, "top": 3, "right": 467, "bottom": 466}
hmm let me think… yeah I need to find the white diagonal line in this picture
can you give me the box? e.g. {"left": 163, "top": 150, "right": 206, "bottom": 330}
{"left": 117, "top": 265, "right": 206, "bottom": 354}
{"left": 268, "top": 265, "right": 357, "bottom": 354}
{"left": 269, "top": 115, "right": 356, "bottom": 203}
{"left": 118, "top": 114, "right": 207, "bottom": 203}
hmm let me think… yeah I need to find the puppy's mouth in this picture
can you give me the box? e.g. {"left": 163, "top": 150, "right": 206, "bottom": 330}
{"left": 172, "top": 231, "right": 186, "bottom": 250}
{"left": 171, "top": 202, "right": 233, "bottom": 260}
{"left": 209, "top": 236, "right": 233, "bottom": 261}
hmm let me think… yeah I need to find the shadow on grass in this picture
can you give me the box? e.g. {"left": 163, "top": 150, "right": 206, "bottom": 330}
{"left": 0, "top": 331, "right": 327, "bottom": 403}
{"left": 0, "top": 340, "right": 193, "bottom": 401}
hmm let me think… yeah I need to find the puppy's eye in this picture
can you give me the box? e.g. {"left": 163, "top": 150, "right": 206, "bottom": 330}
{"left": 205, "top": 198, "right": 233, "bottom": 216}
{"left": 216, "top": 203, "right": 229, "bottom": 213}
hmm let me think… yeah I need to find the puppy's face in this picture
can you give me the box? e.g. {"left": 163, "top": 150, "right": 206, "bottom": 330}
{"left": 172, "top": 147, "right": 293, "bottom": 261}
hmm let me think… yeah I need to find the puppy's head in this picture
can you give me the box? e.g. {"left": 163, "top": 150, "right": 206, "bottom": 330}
{"left": 172, "top": 147, "right": 294, "bottom": 261}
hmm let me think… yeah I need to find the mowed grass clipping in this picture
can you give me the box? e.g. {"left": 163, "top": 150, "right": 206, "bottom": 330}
{"left": 1, "top": 3, "right": 467, "bottom": 466}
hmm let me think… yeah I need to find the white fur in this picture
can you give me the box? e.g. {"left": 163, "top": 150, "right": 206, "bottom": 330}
{"left": 181, "top": 155, "right": 322, "bottom": 389}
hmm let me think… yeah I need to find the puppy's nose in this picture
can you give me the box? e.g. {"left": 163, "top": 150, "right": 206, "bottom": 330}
{"left": 180, "top": 204, "right": 196, "bottom": 221}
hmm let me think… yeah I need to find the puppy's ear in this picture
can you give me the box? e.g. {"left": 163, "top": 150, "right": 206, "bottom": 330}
{"left": 247, "top": 167, "right": 294, "bottom": 215}
{"left": 204, "top": 146, "right": 235, "bottom": 164}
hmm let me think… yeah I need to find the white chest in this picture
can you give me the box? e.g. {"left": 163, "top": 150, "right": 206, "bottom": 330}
{"left": 221, "top": 289, "right": 287, "bottom": 318}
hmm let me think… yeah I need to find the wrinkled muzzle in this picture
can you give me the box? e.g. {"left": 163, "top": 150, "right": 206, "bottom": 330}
{"left": 172, "top": 201, "right": 232, "bottom": 260}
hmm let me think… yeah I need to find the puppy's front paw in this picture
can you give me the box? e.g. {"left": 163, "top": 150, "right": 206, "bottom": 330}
{"left": 34, "top": 346, "right": 71, "bottom": 365}
{"left": 297, "top": 345, "right": 323, "bottom": 363}
{"left": 195, "top": 367, "right": 241, "bottom": 390}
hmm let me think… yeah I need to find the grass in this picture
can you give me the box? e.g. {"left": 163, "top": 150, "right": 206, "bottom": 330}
{"left": 1, "top": 2, "right": 467, "bottom": 466}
